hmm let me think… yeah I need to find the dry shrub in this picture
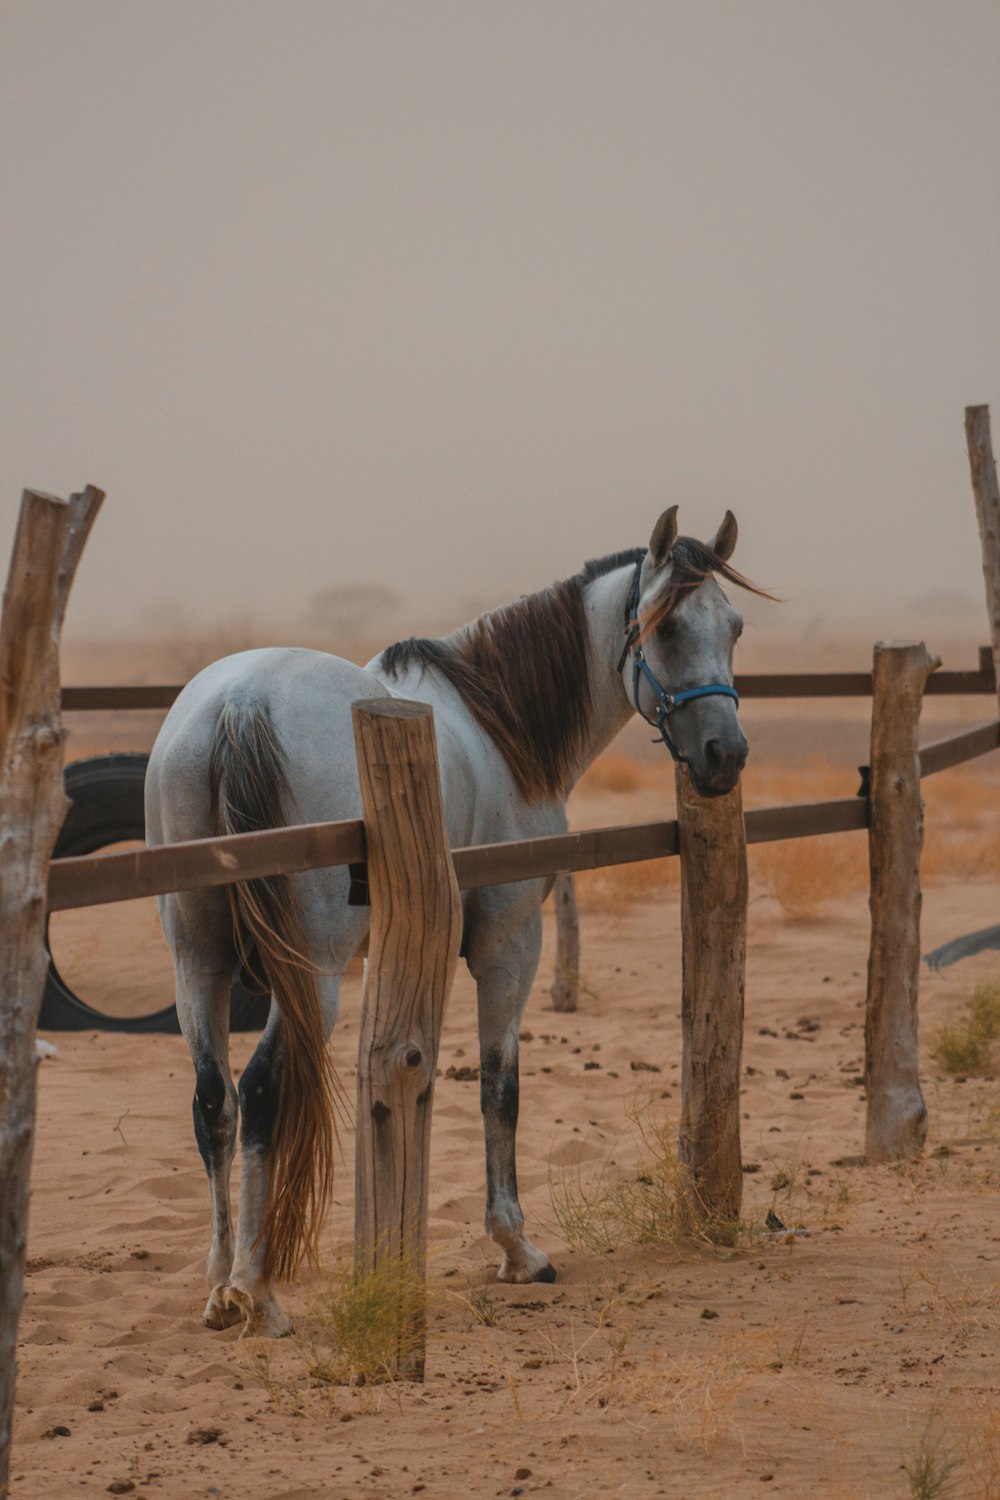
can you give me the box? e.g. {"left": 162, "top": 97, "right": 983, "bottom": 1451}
{"left": 594, "top": 1331, "right": 793, "bottom": 1456}
{"left": 931, "top": 978, "right": 1000, "bottom": 1076}
{"left": 900, "top": 1397, "right": 1000, "bottom": 1500}
{"left": 575, "top": 856, "right": 680, "bottom": 915}
{"left": 550, "top": 1092, "right": 755, "bottom": 1254}
{"left": 752, "top": 835, "right": 866, "bottom": 919}
{"left": 296, "top": 1254, "right": 427, "bottom": 1389}
{"left": 923, "top": 769, "right": 998, "bottom": 832}
{"left": 902, "top": 1413, "right": 963, "bottom": 1500}
{"left": 922, "top": 829, "right": 1000, "bottom": 883}
{"left": 916, "top": 766, "right": 1000, "bottom": 885}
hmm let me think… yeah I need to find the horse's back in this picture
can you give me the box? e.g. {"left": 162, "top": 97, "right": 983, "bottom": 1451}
{"left": 146, "top": 647, "right": 390, "bottom": 844}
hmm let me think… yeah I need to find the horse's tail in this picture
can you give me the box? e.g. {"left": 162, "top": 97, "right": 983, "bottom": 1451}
{"left": 209, "top": 697, "right": 335, "bottom": 1282}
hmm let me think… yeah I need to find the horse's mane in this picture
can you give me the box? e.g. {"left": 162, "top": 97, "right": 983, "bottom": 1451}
{"left": 378, "top": 540, "right": 762, "bottom": 802}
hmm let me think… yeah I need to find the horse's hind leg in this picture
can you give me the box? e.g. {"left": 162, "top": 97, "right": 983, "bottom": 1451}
{"left": 170, "top": 939, "right": 241, "bottom": 1330}
{"left": 226, "top": 971, "right": 344, "bottom": 1338}
{"left": 470, "top": 907, "right": 556, "bottom": 1285}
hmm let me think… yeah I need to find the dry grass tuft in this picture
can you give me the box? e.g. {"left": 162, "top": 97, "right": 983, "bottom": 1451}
{"left": 931, "top": 978, "right": 1000, "bottom": 1076}
{"left": 451, "top": 1282, "right": 501, "bottom": 1328}
{"left": 550, "top": 1092, "right": 758, "bottom": 1255}
{"left": 902, "top": 1412, "right": 963, "bottom": 1500}
{"left": 591, "top": 1331, "right": 793, "bottom": 1456}
{"left": 296, "top": 1254, "right": 427, "bottom": 1389}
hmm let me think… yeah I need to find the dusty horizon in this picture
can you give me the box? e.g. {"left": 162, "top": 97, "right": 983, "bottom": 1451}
{"left": 2, "top": 1, "right": 999, "bottom": 647}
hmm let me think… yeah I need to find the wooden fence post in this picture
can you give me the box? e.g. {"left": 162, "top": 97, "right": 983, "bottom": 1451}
{"left": 550, "top": 871, "right": 580, "bottom": 1012}
{"left": 0, "top": 487, "right": 102, "bottom": 1500}
{"left": 966, "top": 406, "right": 1000, "bottom": 718}
{"left": 864, "top": 641, "right": 939, "bottom": 1163}
{"left": 351, "top": 698, "right": 462, "bottom": 1381}
{"left": 675, "top": 765, "right": 747, "bottom": 1236}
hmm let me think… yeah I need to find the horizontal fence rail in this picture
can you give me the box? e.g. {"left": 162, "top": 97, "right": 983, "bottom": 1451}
{"left": 59, "top": 664, "right": 998, "bottom": 714}
{"left": 45, "top": 718, "right": 999, "bottom": 913}
{"left": 47, "top": 819, "right": 366, "bottom": 912}
{"left": 918, "top": 719, "right": 1000, "bottom": 777}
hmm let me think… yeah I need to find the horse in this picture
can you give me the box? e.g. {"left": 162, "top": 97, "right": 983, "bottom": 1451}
{"left": 145, "top": 505, "right": 763, "bottom": 1336}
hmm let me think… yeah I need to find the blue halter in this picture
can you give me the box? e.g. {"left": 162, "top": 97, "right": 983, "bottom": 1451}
{"left": 617, "top": 560, "right": 740, "bottom": 765}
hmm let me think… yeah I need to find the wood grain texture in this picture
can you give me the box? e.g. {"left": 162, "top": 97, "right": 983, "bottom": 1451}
{"left": 675, "top": 765, "right": 748, "bottom": 1235}
{"left": 47, "top": 816, "right": 365, "bottom": 911}
{"left": 351, "top": 699, "right": 461, "bottom": 1381}
{"left": 550, "top": 871, "right": 580, "bottom": 1012}
{"left": 967, "top": 406, "right": 1000, "bottom": 722}
{"left": 864, "top": 641, "right": 939, "bottom": 1164}
{"left": 0, "top": 487, "right": 101, "bottom": 1498}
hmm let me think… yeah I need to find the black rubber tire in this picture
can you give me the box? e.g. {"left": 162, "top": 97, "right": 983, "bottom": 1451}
{"left": 41, "top": 753, "right": 268, "bottom": 1034}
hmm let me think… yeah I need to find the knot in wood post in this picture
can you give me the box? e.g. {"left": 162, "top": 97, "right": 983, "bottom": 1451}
{"left": 864, "top": 641, "right": 939, "bottom": 1164}
{"left": 674, "top": 765, "right": 747, "bottom": 1239}
{"left": 351, "top": 698, "right": 462, "bottom": 1381}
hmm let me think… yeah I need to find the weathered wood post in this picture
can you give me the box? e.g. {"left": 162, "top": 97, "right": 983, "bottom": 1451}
{"left": 674, "top": 765, "right": 747, "bottom": 1237}
{"left": 0, "top": 487, "right": 102, "bottom": 1500}
{"left": 966, "top": 406, "right": 1000, "bottom": 718}
{"left": 351, "top": 699, "right": 462, "bottom": 1380}
{"left": 864, "top": 641, "right": 939, "bottom": 1163}
{"left": 550, "top": 871, "right": 580, "bottom": 1012}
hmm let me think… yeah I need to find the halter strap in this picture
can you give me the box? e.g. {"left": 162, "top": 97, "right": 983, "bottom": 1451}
{"left": 618, "top": 559, "right": 740, "bottom": 764}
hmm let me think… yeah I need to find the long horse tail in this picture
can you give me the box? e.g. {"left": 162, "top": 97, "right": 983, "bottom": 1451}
{"left": 209, "top": 697, "right": 335, "bottom": 1282}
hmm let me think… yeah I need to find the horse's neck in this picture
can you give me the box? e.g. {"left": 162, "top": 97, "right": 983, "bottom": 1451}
{"left": 571, "top": 567, "right": 636, "bottom": 783}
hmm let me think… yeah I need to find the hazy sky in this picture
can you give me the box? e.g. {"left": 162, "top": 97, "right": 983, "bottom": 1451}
{"left": 2, "top": 1, "right": 999, "bottom": 643}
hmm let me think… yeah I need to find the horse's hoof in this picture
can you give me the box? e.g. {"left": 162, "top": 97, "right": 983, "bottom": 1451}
{"left": 203, "top": 1285, "right": 243, "bottom": 1330}
{"left": 497, "top": 1252, "right": 557, "bottom": 1285}
{"left": 224, "top": 1285, "right": 294, "bottom": 1340}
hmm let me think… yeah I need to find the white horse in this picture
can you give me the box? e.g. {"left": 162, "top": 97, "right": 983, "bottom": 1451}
{"left": 145, "top": 506, "right": 761, "bottom": 1336}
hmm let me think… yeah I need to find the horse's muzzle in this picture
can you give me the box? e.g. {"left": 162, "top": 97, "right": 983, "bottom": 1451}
{"left": 688, "top": 731, "right": 749, "bottom": 797}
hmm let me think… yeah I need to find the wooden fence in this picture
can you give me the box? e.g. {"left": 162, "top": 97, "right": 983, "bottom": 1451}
{"left": 3, "top": 411, "right": 998, "bottom": 1498}
{"left": 40, "top": 643, "right": 1000, "bottom": 1376}
{"left": 47, "top": 671, "right": 1000, "bottom": 914}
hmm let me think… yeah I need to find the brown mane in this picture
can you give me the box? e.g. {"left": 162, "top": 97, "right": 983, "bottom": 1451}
{"left": 379, "top": 542, "right": 766, "bottom": 802}
{"left": 380, "top": 574, "right": 596, "bottom": 802}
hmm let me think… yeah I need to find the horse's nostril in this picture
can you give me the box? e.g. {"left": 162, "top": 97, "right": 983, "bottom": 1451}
{"left": 704, "top": 738, "right": 723, "bottom": 769}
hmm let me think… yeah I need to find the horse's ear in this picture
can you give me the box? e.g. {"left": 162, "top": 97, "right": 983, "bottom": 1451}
{"left": 709, "top": 510, "right": 738, "bottom": 562}
{"left": 649, "top": 506, "right": 678, "bottom": 567}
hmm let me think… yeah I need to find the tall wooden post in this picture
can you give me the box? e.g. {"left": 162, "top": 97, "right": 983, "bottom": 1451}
{"left": 864, "top": 641, "right": 938, "bottom": 1163}
{"left": 351, "top": 699, "right": 461, "bottom": 1380}
{"left": 966, "top": 406, "right": 1000, "bottom": 719}
{"left": 675, "top": 766, "right": 747, "bottom": 1236}
{"left": 550, "top": 871, "right": 580, "bottom": 1012}
{"left": 0, "top": 487, "right": 102, "bottom": 1499}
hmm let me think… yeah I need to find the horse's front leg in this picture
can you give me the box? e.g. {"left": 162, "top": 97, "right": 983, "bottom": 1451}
{"left": 470, "top": 908, "right": 556, "bottom": 1284}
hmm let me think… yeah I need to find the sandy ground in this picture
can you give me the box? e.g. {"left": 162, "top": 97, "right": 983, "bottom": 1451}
{"left": 13, "top": 656, "right": 1000, "bottom": 1499}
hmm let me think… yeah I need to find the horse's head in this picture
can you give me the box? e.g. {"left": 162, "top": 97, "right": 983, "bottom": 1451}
{"left": 625, "top": 506, "right": 750, "bottom": 797}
